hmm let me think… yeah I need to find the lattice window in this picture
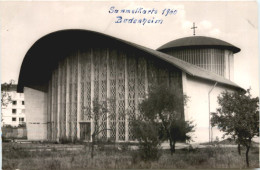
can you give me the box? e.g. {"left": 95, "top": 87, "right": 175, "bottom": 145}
{"left": 127, "top": 55, "right": 136, "bottom": 141}
{"left": 109, "top": 49, "right": 117, "bottom": 141}
{"left": 68, "top": 56, "right": 73, "bottom": 139}
{"left": 80, "top": 52, "right": 86, "bottom": 121}
{"left": 72, "top": 55, "right": 78, "bottom": 140}
{"left": 109, "top": 100, "right": 116, "bottom": 140}
{"left": 118, "top": 100, "right": 125, "bottom": 141}
{"left": 85, "top": 50, "right": 92, "bottom": 121}
{"left": 99, "top": 50, "right": 107, "bottom": 140}
{"left": 147, "top": 60, "right": 158, "bottom": 92}
{"left": 169, "top": 68, "right": 182, "bottom": 89}
{"left": 169, "top": 68, "right": 184, "bottom": 120}
{"left": 117, "top": 52, "right": 125, "bottom": 141}
{"left": 63, "top": 58, "right": 69, "bottom": 139}
{"left": 93, "top": 49, "right": 101, "bottom": 140}
{"left": 128, "top": 100, "right": 135, "bottom": 140}
{"left": 93, "top": 49, "right": 99, "bottom": 100}
{"left": 137, "top": 57, "right": 146, "bottom": 102}
{"left": 158, "top": 67, "right": 169, "bottom": 86}
{"left": 79, "top": 50, "right": 92, "bottom": 122}
{"left": 85, "top": 82, "right": 91, "bottom": 120}
{"left": 80, "top": 80, "right": 84, "bottom": 121}
{"left": 172, "top": 48, "right": 225, "bottom": 77}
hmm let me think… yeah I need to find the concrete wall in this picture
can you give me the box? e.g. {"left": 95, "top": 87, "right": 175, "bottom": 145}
{"left": 24, "top": 87, "right": 47, "bottom": 140}
{"left": 182, "top": 72, "right": 235, "bottom": 143}
{"left": 2, "top": 127, "right": 27, "bottom": 139}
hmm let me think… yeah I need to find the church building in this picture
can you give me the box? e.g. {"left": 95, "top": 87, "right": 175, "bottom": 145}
{"left": 17, "top": 29, "right": 243, "bottom": 143}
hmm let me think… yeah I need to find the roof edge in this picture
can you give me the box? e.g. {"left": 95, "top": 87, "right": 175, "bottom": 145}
{"left": 157, "top": 36, "right": 241, "bottom": 53}
{"left": 17, "top": 29, "right": 244, "bottom": 92}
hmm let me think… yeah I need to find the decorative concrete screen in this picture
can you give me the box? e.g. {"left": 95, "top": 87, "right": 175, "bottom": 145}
{"left": 47, "top": 48, "right": 183, "bottom": 142}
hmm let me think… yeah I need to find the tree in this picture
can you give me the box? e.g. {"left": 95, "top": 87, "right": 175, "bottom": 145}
{"left": 1, "top": 80, "right": 15, "bottom": 124}
{"left": 137, "top": 83, "right": 194, "bottom": 155}
{"left": 167, "top": 119, "right": 194, "bottom": 153}
{"left": 211, "top": 89, "right": 259, "bottom": 167}
{"left": 89, "top": 98, "right": 113, "bottom": 158}
{"left": 1, "top": 80, "right": 15, "bottom": 107}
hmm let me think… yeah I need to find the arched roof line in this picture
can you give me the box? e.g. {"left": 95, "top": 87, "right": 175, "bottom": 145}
{"left": 157, "top": 36, "right": 241, "bottom": 53}
{"left": 17, "top": 29, "right": 243, "bottom": 92}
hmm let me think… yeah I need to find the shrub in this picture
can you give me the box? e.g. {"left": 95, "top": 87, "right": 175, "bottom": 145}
{"left": 59, "top": 137, "right": 71, "bottom": 144}
{"left": 132, "top": 120, "right": 161, "bottom": 162}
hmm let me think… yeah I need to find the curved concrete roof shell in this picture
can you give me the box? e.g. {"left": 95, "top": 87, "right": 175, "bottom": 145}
{"left": 157, "top": 36, "right": 241, "bottom": 53}
{"left": 17, "top": 29, "right": 243, "bottom": 92}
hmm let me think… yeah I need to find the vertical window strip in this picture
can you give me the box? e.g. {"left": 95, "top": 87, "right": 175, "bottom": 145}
{"left": 117, "top": 51, "right": 126, "bottom": 141}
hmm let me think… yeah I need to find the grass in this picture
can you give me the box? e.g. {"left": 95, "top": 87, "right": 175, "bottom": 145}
{"left": 2, "top": 142, "right": 259, "bottom": 169}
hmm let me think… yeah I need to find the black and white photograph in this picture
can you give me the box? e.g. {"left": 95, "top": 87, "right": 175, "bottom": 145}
{"left": 1, "top": 1, "right": 259, "bottom": 169}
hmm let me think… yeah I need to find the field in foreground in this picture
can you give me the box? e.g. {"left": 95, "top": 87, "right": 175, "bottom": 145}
{"left": 2, "top": 142, "right": 259, "bottom": 169}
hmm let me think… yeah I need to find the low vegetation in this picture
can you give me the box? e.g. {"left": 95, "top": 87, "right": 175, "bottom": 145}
{"left": 2, "top": 142, "right": 259, "bottom": 169}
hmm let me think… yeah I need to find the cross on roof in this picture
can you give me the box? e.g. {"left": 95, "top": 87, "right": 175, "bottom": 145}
{"left": 191, "top": 22, "right": 197, "bottom": 36}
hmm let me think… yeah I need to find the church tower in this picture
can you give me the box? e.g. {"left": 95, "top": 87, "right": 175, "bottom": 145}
{"left": 157, "top": 36, "right": 240, "bottom": 81}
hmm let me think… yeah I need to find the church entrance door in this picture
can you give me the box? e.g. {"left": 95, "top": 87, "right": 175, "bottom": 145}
{"left": 80, "top": 122, "right": 91, "bottom": 141}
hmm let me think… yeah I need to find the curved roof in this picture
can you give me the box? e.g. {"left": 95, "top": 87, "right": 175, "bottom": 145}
{"left": 17, "top": 29, "right": 243, "bottom": 92}
{"left": 157, "top": 36, "right": 241, "bottom": 53}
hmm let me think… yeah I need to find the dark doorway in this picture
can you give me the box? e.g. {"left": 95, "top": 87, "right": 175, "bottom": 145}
{"left": 80, "top": 122, "right": 91, "bottom": 141}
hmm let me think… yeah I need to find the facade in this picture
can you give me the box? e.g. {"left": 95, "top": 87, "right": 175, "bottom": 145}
{"left": 157, "top": 36, "right": 240, "bottom": 81}
{"left": 17, "top": 29, "right": 243, "bottom": 143}
{"left": 157, "top": 36, "right": 241, "bottom": 142}
{"left": 45, "top": 48, "right": 182, "bottom": 141}
{"left": 1, "top": 84, "right": 26, "bottom": 127}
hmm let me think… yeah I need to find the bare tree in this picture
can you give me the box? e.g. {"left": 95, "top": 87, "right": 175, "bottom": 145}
{"left": 1, "top": 80, "right": 15, "bottom": 124}
{"left": 1, "top": 80, "right": 15, "bottom": 107}
{"left": 88, "top": 98, "right": 114, "bottom": 158}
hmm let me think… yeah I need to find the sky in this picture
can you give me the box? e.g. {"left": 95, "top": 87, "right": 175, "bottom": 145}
{"left": 0, "top": 1, "right": 259, "bottom": 96}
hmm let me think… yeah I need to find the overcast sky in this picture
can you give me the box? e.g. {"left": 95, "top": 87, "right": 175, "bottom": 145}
{"left": 0, "top": 1, "right": 259, "bottom": 96}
